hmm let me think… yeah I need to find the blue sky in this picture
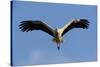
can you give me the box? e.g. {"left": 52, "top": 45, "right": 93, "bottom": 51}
{"left": 12, "top": 1, "right": 97, "bottom": 66}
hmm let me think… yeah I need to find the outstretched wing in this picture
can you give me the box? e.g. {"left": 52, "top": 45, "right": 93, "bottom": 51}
{"left": 19, "top": 20, "right": 56, "bottom": 37}
{"left": 61, "top": 19, "right": 89, "bottom": 36}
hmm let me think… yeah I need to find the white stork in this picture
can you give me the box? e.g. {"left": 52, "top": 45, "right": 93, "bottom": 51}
{"left": 19, "top": 19, "right": 89, "bottom": 50}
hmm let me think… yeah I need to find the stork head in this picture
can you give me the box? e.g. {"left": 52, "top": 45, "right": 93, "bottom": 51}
{"left": 55, "top": 28, "right": 59, "bottom": 32}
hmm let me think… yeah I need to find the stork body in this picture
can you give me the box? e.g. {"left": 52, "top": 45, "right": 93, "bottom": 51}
{"left": 19, "top": 19, "right": 89, "bottom": 50}
{"left": 52, "top": 29, "right": 63, "bottom": 50}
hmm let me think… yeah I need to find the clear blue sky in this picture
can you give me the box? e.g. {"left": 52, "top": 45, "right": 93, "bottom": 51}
{"left": 12, "top": 1, "right": 97, "bottom": 66}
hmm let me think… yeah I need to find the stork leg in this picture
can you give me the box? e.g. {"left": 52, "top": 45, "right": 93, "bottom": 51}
{"left": 57, "top": 43, "right": 60, "bottom": 50}
{"left": 57, "top": 46, "right": 60, "bottom": 50}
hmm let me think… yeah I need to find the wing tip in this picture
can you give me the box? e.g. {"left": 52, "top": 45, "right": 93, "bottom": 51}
{"left": 80, "top": 19, "right": 89, "bottom": 23}
{"left": 19, "top": 21, "right": 33, "bottom": 32}
{"left": 80, "top": 19, "right": 90, "bottom": 29}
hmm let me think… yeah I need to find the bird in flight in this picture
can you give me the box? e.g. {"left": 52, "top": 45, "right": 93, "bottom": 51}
{"left": 19, "top": 19, "right": 89, "bottom": 50}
